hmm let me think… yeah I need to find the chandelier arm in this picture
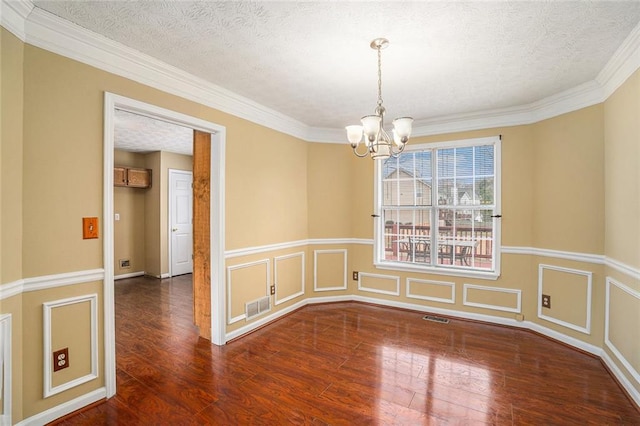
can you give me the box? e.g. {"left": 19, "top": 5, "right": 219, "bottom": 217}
{"left": 352, "top": 144, "right": 371, "bottom": 158}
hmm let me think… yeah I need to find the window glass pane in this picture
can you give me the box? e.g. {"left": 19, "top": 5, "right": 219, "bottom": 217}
{"left": 405, "top": 210, "right": 431, "bottom": 264}
{"left": 383, "top": 210, "right": 400, "bottom": 261}
{"left": 438, "top": 178, "right": 454, "bottom": 205}
{"left": 455, "top": 147, "right": 473, "bottom": 177}
{"left": 382, "top": 156, "right": 399, "bottom": 180}
{"left": 475, "top": 145, "right": 494, "bottom": 176}
{"left": 468, "top": 209, "right": 494, "bottom": 270}
{"left": 397, "top": 179, "right": 415, "bottom": 206}
{"left": 476, "top": 177, "right": 494, "bottom": 205}
{"left": 383, "top": 180, "right": 398, "bottom": 206}
{"left": 383, "top": 151, "right": 432, "bottom": 207}
{"left": 456, "top": 178, "right": 474, "bottom": 210}
{"left": 414, "top": 151, "right": 432, "bottom": 179}
{"left": 438, "top": 149, "right": 455, "bottom": 178}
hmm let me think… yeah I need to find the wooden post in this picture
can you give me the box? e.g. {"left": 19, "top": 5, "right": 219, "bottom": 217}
{"left": 193, "top": 130, "right": 211, "bottom": 341}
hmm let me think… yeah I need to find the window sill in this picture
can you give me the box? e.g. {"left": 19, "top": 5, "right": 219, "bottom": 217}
{"left": 374, "top": 260, "right": 500, "bottom": 281}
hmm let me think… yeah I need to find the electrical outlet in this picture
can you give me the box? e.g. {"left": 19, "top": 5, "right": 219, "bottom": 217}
{"left": 270, "top": 285, "right": 275, "bottom": 295}
{"left": 542, "top": 294, "right": 551, "bottom": 309}
{"left": 119, "top": 259, "right": 130, "bottom": 269}
{"left": 352, "top": 271, "right": 359, "bottom": 280}
{"left": 53, "top": 348, "right": 69, "bottom": 372}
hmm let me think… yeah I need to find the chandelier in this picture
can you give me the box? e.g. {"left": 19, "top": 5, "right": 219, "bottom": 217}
{"left": 346, "top": 38, "right": 413, "bottom": 160}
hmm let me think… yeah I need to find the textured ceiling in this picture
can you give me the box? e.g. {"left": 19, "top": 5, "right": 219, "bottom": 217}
{"left": 114, "top": 109, "right": 193, "bottom": 156}
{"left": 34, "top": 1, "right": 640, "bottom": 137}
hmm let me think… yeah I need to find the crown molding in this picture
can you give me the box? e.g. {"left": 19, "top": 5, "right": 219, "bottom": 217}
{"left": 597, "top": 19, "right": 640, "bottom": 100}
{"left": 4, "top": 1, "right": 640, "bottom": 144}
{"left": 22, "top": 3, "right": 310, "bottom": 140}
{"left": 0, "top": 0, "right": 33, "bottom": 41}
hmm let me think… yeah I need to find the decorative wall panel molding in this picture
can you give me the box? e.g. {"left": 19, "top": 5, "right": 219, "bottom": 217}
{"left": 0, "top": 314, "right": 11, "bottom": 425}
{"left": 538, "top": 264, "right": 592, "bottom": 334}
{"left": 358, "top": 272, "right": 400, "bottom": 296}
{"left": 605, "top": 277, "right": 640, "bottom": 385}
{"left": 406, "top": 278, "right": 455, "bottom": 304}
{"left": 226, "top": 259, "right": 270, "bottom": 324}
{"left": 43, "top": 294, "right": 98, "bottom": 398}
{"left": 463, "top": 284, "right": 522, "bottom": 313}
{"left": 273, "top": 252, "right": 305, "bottom": 306}
{"left": 313, "top": 249, "right": 347, "bottom": 292}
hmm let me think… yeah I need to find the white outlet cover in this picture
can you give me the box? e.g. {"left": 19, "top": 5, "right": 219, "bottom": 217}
{"left": 114, "top": 213, "right": 120, "bottom": 221}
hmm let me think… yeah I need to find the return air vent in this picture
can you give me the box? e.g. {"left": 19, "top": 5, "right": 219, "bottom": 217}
{"left": 423, "top": 315, "right": 450, "bottom": 324}
{"left": 245, "top": 296, "right": 271, "bottom": 320}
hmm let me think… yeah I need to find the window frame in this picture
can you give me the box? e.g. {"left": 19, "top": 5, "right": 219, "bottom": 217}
{"left": 373, "top": 136, "right": 502, "bottom": 280}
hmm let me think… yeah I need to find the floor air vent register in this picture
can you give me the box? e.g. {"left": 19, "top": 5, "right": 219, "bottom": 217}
{"left": 423, "top": 315, "right": 450, "bottom": 324}
{"left": 245, "top": 296, "right": 271, "bottom": 320}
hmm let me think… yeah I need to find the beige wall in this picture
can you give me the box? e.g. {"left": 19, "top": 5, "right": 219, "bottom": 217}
{"left": 603, "top": 69, "right": 640, "bottom": 395}
{"left": 0, "top": 28, "right": 25, "bottom": 422}
{"left": 604, "top": 70, "right": 640, "bottom": 268}
{"left": 225, "top": 123, "right": 308, "bottom": 250}
{"left": 114, "top": 150, "right": 147, "bottom": 276}
{"left": 533, "top": 105, "right": 605, "bottom": 254}
{"left": 1, "top": 29, "right": 24, "bottom": 284}
{"left": 144, "top": 151, "right": 162, "bottom": 276}
{"left": 307, "top": 142, "right": 352, "bottom": 238}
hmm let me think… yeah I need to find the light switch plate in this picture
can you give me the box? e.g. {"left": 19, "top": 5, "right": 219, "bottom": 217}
{"left": 83, "top": 217, "right": 99, "bottom": 239}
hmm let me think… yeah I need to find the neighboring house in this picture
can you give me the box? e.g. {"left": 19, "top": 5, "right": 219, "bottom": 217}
{"left": 384, "top": 167, "right": 432, "bottom": 225}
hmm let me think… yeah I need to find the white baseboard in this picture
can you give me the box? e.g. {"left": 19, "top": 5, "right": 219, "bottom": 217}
{"left": 114, "top": 271, "right": 145, "bottom": 280}
{"left": 601, "top": 350, "right": 640, "bottom": 408}
{"left": 15, "top": 388, "right": 106, "bottom": 426}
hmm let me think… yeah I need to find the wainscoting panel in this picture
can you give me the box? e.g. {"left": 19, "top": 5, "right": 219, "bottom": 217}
{"left": 0, "top": 314, "right": 11, "bottom": 424}
{"left": 43, "top": 294, "right": 98, "bottom": 398}
{"left": 406, "top": 278, "right": 456, "bottom": 304}
{"left": 538, "top": 264, "right": 592, "bottom": 334}
{"left": 358, "top": 273, "right": 400, "bottom": 296}
{"left": 226, "top": 259, "right": 270, "bottom": 324}
{"left": 313, "top": 249, "right": 347, "bottom": 292}
{"left": 463, "top": 284, "right": 521, "bottom": 313}
{"left": 274, "top": 252, "right": 305, "bottom": 306}
{"left": 605, "top": 277, "right": 640, "bottom": 385}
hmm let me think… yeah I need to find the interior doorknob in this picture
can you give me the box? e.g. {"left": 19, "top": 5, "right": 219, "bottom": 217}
{"left": 172, "top": 228, "right": 178, "bottom": 232}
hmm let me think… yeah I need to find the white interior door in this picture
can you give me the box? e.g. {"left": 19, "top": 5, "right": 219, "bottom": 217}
{"left": 169, "top": 169, "right": 193, "bottom": 276}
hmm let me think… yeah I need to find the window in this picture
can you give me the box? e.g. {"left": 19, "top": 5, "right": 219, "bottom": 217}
{"left": 375, "top": 136, "right": 501, "bottom": 278}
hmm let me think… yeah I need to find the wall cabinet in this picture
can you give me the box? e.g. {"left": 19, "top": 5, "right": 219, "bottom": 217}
{"left": 114, "top": 167, "right": 152, "bottom": 188}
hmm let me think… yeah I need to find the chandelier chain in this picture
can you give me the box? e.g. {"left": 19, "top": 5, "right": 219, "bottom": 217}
{"left": 377, "top": 44, "right": 383, "bottom": 107}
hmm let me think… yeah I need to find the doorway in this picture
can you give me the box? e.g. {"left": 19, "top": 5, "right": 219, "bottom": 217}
{"left": 169, "top": 169, "right": 194, "bottom": 277}
{"left": 103, "top": 93, "right": 226, "bottom": 398}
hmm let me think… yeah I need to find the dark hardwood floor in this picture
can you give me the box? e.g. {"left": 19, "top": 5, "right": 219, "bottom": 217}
{"left": 55, "top": 274, "right": 639, "bottom": 425}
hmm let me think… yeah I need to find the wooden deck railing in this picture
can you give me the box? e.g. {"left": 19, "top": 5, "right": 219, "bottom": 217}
{"left": 384, "top": 224, "right": 493, "bottom": 259}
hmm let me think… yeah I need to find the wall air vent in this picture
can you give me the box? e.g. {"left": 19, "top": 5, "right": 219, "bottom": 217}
{"left": 245, "top": 296, "right": 271, "bottom": 320}
{"left": 423, "top": 315, "right": 450, "bottom": 324}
